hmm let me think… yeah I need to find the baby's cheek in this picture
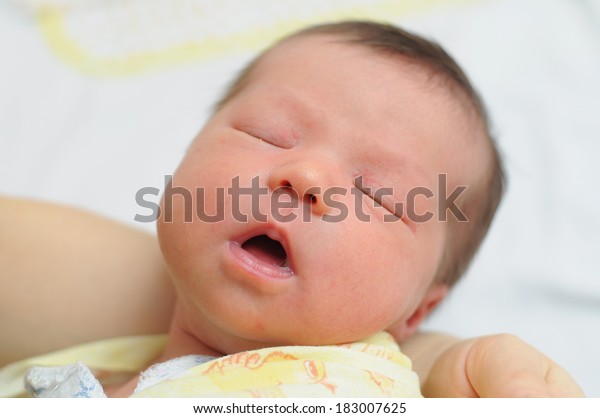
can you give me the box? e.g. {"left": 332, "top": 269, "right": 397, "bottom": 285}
{"left": 157, "top": 218, "right": 190, "bottom": 275}
{"left": 404, "top": 189, "right": 438, "bottom": 224}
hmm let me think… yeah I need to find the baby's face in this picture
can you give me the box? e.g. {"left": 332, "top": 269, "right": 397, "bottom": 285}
{"left": 158, "top": 34, "right": 489, "bottom": 353}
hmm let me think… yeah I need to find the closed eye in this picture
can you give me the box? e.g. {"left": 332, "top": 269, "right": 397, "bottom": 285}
{"left": 354, "top": 181, "right": 402, "bottom": 220}
{"left": 236, "top": 127, "right": 291, "bottom": 149}
{"left": 239, "top": 129, "right": 269, "bottom": 144}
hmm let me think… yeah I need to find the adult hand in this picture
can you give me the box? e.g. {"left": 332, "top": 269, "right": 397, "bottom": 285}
{"left": 422, "top": 333, "right": 584, "bottom": 397}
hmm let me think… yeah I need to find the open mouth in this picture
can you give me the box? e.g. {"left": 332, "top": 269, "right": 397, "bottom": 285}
{"left": 241, "top": 234, "right": 288, "bottom": 268}
{"left": 228, "top": 230, "right": 295, "bottom": 282}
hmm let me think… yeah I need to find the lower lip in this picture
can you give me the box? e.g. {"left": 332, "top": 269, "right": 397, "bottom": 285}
{"left": 227, "top": 241, "right": 295, "bottom": 283}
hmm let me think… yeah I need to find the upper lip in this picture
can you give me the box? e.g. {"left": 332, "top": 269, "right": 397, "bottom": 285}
{"left": 232, "top": 222, "right": 295, "bottom": 272}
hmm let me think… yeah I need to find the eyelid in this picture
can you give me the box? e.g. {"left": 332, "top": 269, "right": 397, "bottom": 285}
{"left": 246, "top": 130, "right": 266, "bottom": 143}
{"left": 354, "top": 181, "right": 402, "bottom": 219}
{"left": 236, "top": 127, "right": 292, "bottom": 149}
{"left": 239, "top": 128, "right": 267, "bottom": 142}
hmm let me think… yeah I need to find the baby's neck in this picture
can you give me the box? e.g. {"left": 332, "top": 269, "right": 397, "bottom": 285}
{"left": 157, "top": 315, "right": 224, "bottom": 362}
{"left": 106, "top": 305, "right": 222, "bottom": 398}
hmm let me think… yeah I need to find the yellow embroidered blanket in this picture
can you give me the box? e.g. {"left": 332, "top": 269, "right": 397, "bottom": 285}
{"left": 133, "top": 333, "right": 421, "bottom": 397}
{"left": 0, "top": 332, "right": 421, "bottom": 398}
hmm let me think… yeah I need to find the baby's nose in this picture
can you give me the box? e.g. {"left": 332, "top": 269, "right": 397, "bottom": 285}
{"left": 267, "top": 161, "right": 336, "bottom": 216}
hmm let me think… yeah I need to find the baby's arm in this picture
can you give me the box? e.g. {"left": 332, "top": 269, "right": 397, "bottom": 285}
{"left": 403, "top": 332, "right": 584, "bottom": 397}
{"left": 0, "top": 196, "right": 175, "bottom": 366}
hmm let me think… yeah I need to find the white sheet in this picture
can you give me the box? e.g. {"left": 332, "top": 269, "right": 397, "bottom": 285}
{"left": 1, "top": 0, "right": 598, "bottom": 396}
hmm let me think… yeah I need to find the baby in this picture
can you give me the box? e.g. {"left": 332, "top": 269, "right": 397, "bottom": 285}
{"left": 13, "top": 21, "right": 577, "bottom": 397}
{"left": 154, "top": 21, "right": 500, "bottom": 365}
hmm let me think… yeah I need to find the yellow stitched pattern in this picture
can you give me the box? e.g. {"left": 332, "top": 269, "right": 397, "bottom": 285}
{"left": 131, "top": 332, "right": 421, "bottom": 397}
{"left": 22, "top": 0, "right": 482, "bottom": 76}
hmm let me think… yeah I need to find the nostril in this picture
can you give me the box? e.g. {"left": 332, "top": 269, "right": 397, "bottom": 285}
{"left": 276, "top": 181, "right": 317, "bottom": 204}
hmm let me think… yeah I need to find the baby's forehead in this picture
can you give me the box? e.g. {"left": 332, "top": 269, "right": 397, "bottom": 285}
{"left": 242, "top": 33, "right": 480, "bottom": 119}
{"left": 225, "top": 33, "right": 490, "bottom": 180}
{"left": 254, "top": 33, "right": 431, "bottom": 80}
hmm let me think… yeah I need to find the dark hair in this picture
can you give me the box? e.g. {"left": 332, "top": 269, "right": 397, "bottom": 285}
{"left": 216, "top": 20, "right": 505, "bottom": 287}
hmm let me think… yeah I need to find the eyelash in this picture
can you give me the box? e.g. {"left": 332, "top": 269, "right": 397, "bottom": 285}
{"left": 243, "top": 130, "right": 265, "bottom": 142}
{"left": 355, "top": 184, "right": 401, "bottom": 219}
{"left": 243, "top": 130, "right": 285, "bottom": 148}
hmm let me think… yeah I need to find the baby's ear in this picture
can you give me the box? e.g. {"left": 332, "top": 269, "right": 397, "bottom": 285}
{"left": 389, "top": 283, "right": 448, "bottom": 342}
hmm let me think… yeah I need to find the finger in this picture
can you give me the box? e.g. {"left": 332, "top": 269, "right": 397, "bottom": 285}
{"left": 466, "top": 334, "right": 583, "bottom": 398}
{"left": 489, "top": 370, "right": 552, "bottom": 397}
{"left": 546, "top": 362, "right": 585, "bottom": 397}
{"left": 466, "top": 334, "right": 552, "bottom": 397}
{"left": 421, "top": 339, "right": 480, "bottom": 397}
